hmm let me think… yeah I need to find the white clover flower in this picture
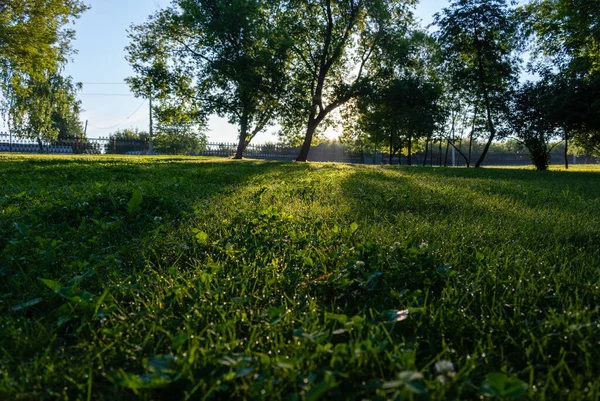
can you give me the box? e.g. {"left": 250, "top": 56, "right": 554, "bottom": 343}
{"left": 435, "top": 360, "right": 455, "bottom": 374}
{"left": 419, "top": 242, "right": 429, "bottom": 249}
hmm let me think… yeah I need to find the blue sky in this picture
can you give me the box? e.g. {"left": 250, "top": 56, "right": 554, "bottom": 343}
{"left": 64, "top": 0, "right": 450, "bottom": 142}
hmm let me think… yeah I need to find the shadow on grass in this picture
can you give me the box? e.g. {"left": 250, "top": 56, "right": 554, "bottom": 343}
{"left": 338, "top": 165, "right": 600, "bottom": 261}
{"left": 0, "top": 157, "right": 303, "bottom": 308}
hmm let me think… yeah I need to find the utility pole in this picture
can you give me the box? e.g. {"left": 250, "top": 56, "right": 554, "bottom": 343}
{"left": 148, "top": 95, "right": 153, "bottom": 155}
{"left": 84, "top": 120, "right": 88, "bottom": 136}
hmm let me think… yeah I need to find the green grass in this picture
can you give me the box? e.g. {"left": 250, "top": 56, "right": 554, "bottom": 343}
{"left": 1, "top": 154, "right": 600, "bottom": 400}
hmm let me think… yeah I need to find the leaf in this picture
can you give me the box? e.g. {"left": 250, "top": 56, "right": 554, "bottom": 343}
{"left": 195, "top": 231, "right": 208, "bottom": 245}
{"left": 172, "top": 334, "right": 188, "bottom": 349}
{"left": 481, "top": 373, "right": 528, "bottom": 398}
{"left": 10, "top": 297, "right": 43, "bottom": 312}
{"left": 349, "top": 222, "right": 359, "bottom": 234}
{"left": 381, "top": 309, "right": 409, "bottom": 323}
{"left": 437, "top": 264, "right": 457, "bottom": 278}
{"left": 325, "top": 312, "right": 349, "bottom": 324}
{"left": 305, "top": 379, "right": 336, "bottom": 401}
{"left": 66, "top": 270, "right": 94, "bottom": 287}
{"left": 38, "top": 278, "right": 62, "bottom": 291}
{"left": 117, "top": 372, "right": 172, "bottom": 390}
{"left": 38, "top": 273, "right": 94, "bottom": 304}
{"left": 146, "top": 355, "right": 177, "bottom": 375}
{"left": 127, "top": 189, "right": 143, "bottom": 214}
{"left": 382, "top": 372, "right": 426, "bottom": 395}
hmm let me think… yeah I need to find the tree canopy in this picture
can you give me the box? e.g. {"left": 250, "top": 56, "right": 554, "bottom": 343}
{"left": 434, "top": 0, "right": 519, "bottom": 167}
{"left": 277, "top": 0, "right": 417, "bottom": 161}
{"left": 0, "top": 0, "right": 87, "bottom": 142}
{"left": 126, "top": 0, "right": 290, "bottom": 159}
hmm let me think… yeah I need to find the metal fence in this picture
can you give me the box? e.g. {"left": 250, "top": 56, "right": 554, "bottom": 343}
{"left": 0, "top": 132, "right": 595, "bottom": 165}
{"left": 199, "top": 142, "right": 363, "bottom": 163}
{"left": 0, "top": 133, "right": 151, "bottom": 155}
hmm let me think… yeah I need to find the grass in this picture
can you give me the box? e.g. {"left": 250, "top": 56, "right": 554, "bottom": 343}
{"left": 1, "top": 154, "right": 600, "bottom": 400}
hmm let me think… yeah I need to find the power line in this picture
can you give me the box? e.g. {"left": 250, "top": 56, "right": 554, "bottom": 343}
{"left": 78, "top": 93, "right": 136, "bottom": 97}
{"left": 80, "top": 82, "right": 128, "bottom": 85}
{"left": 88, "top": 100, "right": 148, "bottom": 130}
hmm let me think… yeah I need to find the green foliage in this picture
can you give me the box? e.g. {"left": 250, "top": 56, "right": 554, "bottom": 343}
{"left": 153, "top": 123, "right": 207, "bottom": 155}
{"left": 127, "top": 189, "right": 143, "bottom": 215}
{"left": 524, "top": 0, "right": 599, "bottom": 78}
{"left": 126, "top": 0, "right": 290, "bottom": 158}
{"left": 7, "top": 73, "right": 84, "bottom": 143}
{"left": 434, "top": 0, "right": 519, "bottom": 167}
{"left": 342, "top": 29, "right": 447, "bottom": 165}
{"left": 481, "top": 373, "right": 528, "bottom": 398}
{"left": 505, "top": 80, "right": 561, "bottom": 170}
{"left": 1, "top": 155, "right": 600, "bottom": 399}
{"left": 354, "top": 75, "right": 446, "bottom": 164}
{"left": 279, "top": 0, "right": 417, "bottom": 161}
{"left": 522, "top": 0, "right": 600, "bottom": 153}
{"left": 105, "top": 128, "right": 150, "bottom": 155}
{"left": 0, "top": 0, "right": 87, "bottom": 140}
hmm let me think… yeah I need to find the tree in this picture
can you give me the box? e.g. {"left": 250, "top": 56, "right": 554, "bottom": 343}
{"left": 523, "top": 0, "right": 600, "bottom": 165}
{"left": 343, "top": 28, "right": 446, "bottom": 166}
{"left": 279, "top": 0, "right": 416, "bottom": 162}
{"left": 0, "top": 0, "right": 87, "bottom": 142}
{"left": 153, "top": 122, "right": 207, "bottom": 155}
{"left": 354, "top": 76, "right": 444, "bottom": 165}
{"left": 434, "top": 0, "right": 519, "bottom": 168}
{"left": 7, "top": 73, "right": 84, "bottom": 150}
{"left": 126, "top": 0, "right": 290, "bottom": 159}
{"left": 51, "top": 88, "right": 85, "bottom": 141}
{"left": 105, "top": 128, "right": 150, "bottom": 155}
{"left": 505, "top": 81, "right": 559, "bottom": 170}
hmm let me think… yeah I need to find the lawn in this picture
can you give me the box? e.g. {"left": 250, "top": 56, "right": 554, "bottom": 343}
{"left": 1, "top": 154, "right": 600, "bottom": 400}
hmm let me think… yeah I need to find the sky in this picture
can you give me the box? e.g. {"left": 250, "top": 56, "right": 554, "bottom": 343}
{"left": 63, "top": 0, "right": 450, "bottom": 143}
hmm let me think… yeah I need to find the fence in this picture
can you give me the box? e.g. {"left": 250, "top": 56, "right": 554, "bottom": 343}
{"left": 0, "top": 132, "right": 595, "bottom": 165}
{"left": 0, "top": 133, "right": 151, "bottom": 155}
{"left": 199, "top": 142, "right": 363, "bottom": 163}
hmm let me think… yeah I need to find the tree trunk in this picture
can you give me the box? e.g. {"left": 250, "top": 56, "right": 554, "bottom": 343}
{"left": 468, "top": 106, "right": 477, "bottom": 168}
{"left": 234, "top": 107, "right": 250, "bottom": 159}
{"left": 296, "top": 117, "right": 318, "bottom": 162}
{"left": 430, "top": 140, "right": 434, "bottom": 167}
{"left": 423, "top": 138, "right": 429, "bottom": 167}
{"left": 360, "top": 140, "right": 364, "bottom": 164}
{"left": 389, "top": 132, "right": 394, "bottom": 165}
{"left": 474, "top": 89, "right": 496, "bottom": 168}
{"left": 37, "top": 137, "right": 44, "bottom": 153}
{"left": 474, "top": 46, "right": 496, "bottom": 168}
{"left": 564, "top": 131, "right": 569, "bottom": 170}
{"left": 443, "top": 140, "right": 449, "bottom": 167}
{"left": 375, "top": 133, "right": 379, "bottom": 164}
{"left": 407, "top": 135, "right": 412, "bottom": 166}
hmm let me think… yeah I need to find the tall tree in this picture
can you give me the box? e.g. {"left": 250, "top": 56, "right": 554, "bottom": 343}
{"left": 354, "top": 76, "right": 444, "bottom": 166}
{"left": 279, "top": 0, "right": 416, "bottom": 162}
{"left": 434, "top": 0, "right": 519, "bottom": 168}
{"left": 523, "top": 0, "right": 600, "bottom": 164}
{"left": 127, "top": 0, "right": 290, "bottom": 159}
{"left": 0, "top": 0, "right": 87, "bottom": 141}
{"left": 505, "top": 80, "right": 560, "bottom": 170}
{"left": 8, "top": 74, "right": 83, "bottom": 149}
